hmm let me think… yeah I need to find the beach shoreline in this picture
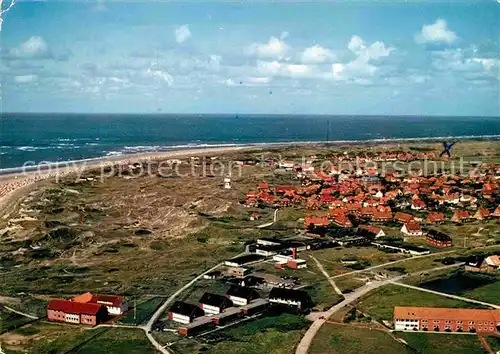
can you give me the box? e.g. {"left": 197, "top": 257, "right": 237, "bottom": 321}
{"left": 0, "top": 136, "right": 498, "bottom": 212}
{"left": 2, "top": 134, "right": 499, "bottom": 176}
{"left": 0, "top": 145, "right": 260, "bottom": 211}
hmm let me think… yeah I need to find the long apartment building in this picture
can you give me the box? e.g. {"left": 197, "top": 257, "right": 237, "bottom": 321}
{"left": 394, "top": 306, "right": 500, "bottom": 333}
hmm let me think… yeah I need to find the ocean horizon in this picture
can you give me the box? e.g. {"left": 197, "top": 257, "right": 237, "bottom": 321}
{"left": 1, "top": 113, "right": 499, "bottom": 170}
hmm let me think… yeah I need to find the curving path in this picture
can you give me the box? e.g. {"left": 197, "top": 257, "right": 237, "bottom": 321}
{"left": 2, "top": 305, "right": 39, "bottom": 320}
{"left": 143, "top": 262, "right": 224, "bottom": 354}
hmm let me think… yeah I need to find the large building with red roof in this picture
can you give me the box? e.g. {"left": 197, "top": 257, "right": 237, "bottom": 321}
{"left": 394, "top": 306, "right": 500, "bottom": 333}
{"left": 47, "top": 299, "right": 108, "bottom": 326}
{"left": 73, "top": 292, "right": 128, "bottom": 315}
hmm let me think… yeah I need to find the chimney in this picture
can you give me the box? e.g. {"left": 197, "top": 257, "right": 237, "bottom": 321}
{"left": 292, "top": 248, "right": 297, "bottom": 259}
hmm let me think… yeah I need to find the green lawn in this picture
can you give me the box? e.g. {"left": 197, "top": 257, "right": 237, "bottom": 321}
{"left": 0, "top": 310, "right": 34, "bottom": 334}
{"left": 397, "top": 332, "right": 484, "bottom": 354}
{"left": 310, "top": 323, "right": 412, "bottom": 354}
{"left": 462, "top": 280, "right": 500, "bottom": 305}
{"left": 70, "top": 328, "right": 157, "bottom": 354}
{"left": 485, "top": 335, "right": 500, "bottom": 352}
{"left": 205, "top": 313, "right": 309, "bottom": 354}
{"left": 119, "top": 297, "right": 165, "bottom": 325}
{"left": 20, "top": 323, "right": 109, "bottom": 354}
{"left": 357, "top": 285, "right": 485, "bottom": 321}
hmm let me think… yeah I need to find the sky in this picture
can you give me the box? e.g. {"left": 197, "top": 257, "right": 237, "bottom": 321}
{"left": 1, "top": 0, "right": 499, "bottom": 116}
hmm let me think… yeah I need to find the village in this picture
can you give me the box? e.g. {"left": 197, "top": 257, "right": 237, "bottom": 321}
{"left": 1, "top": 142, "right": 499, "bottom": 354}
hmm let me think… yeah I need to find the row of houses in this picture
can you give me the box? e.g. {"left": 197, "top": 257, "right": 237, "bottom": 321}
{"left": 47, "top": 292, "right": 128, "bottom": 326}
{"left": 394, "top": 306, "right": 500, "bottom": 333}
{"left": 169, "top": 287, "right": 312, "bottom": 336}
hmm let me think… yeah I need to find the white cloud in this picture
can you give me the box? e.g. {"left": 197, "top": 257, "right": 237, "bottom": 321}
{"left": 175, "top": 25, "right": 191, "bottom": 44}
{"left": 348, "top": 35, "right": 394, "bottom": 61}
{"left": 285, "top": 64, "right": 310, "bottom": 77}
{"left": 472, "top": 58, "right": 500, "bottom": 72}
{"left": 247, "top": 77, "right": 271, "bottom": 84}
{"left": 257, "top": 60, "right": 282, "bottom": 75}
{"left": 14, "top": 74, "right": 37, "bottom": 84}
{"left": 415, "top": 19, "right": 459, "bottom": 45}
{"left": 219, "top": 77, "right": 271, "bottom": 87}
{"left": 301, "top": 45, "right": 335, "bottom": 64}
{"left": 146, "top": 67, "right": 174, "bottom": 85}
{"left": 10, "top": 36, "right": 49, "bottom": 59}
{"left": 246, "top": 35, "right": 289, "bottom": 59}
{"left": 331, "top": 36, "right": 394, "bottom": 82}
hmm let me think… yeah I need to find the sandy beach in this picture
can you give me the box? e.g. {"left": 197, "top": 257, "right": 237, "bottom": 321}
{"left": 0, "top": 145, "right": 258, "bottom": 212}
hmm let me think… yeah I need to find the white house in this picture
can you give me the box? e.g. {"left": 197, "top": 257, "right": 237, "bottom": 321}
{"left": 401, "top": 222, "right": 423, "bottom": 236}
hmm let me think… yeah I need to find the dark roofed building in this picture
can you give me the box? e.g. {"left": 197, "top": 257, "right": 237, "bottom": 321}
{"left": 225, "top": 254, "right": 266, "bottom": 267}
{"left": 426, "top": 230, "right": 452, "bottom": 248}
{"left": 199, "top": 293, "right": 233, "bottom": 315}
{"left": 240, "top": 275, "right": 266, "bottom": 288}
{"left": 168, "top": 301, "right": 205, "bottom": 324}
{"left": 226, "top": 286, "right": 260, "bottom": 306}
{"left": 268, "top": 288, "right": 312, "bottom": 310}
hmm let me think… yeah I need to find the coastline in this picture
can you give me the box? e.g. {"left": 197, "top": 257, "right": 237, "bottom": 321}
{"left": 1, "top": 133, "right": 499, "bottom": 175}
{"left": 0, "top": 134, "right": 498, "bottom": 211}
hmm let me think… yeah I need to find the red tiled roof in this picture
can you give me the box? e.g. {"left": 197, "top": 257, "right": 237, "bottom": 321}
{"left": 48, "top": 299, "right": 103, "bottom": 315}
{"left": 304, "top": 216, "right": 329, "bottom": 227}
{"left": 395, "top": 212, "right": 414, "bottom": 223}
{"left": 93, "top": 295, "right": 123, "bottom": 307}
{"left": 453, "top": 210, "right": 470, "bottom": 219}
{"left": 333, "top": 214, "right": 352, "bottom": 227}
{"left": 427, "top": 213, "right": 445, "bottom": 223}
{"left": 403, "top": 221, "right": 421, "bottom": 232}
{"left": 73, "top": 292, "right": 123, "bottom": 307}
{"left": 394, "top": 306, "right": 500, "bottom": 322}
{"left": 373, "top": 211, "right": 392, "bottom": 220}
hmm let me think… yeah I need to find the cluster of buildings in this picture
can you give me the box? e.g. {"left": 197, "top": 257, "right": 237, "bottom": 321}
{"left": 244, "top": 152, "right": 499, "bottom": 224}
{"left": 242, "top": 153, "right": 499, "bottom": 254}
{"left": 394, "top": 306, "right": 500, "bottom": 333}
{"left": 465, "top": 254, "right": 500, "bottom": 273}
{"left": 168, "top": 287, "right": 312, "bottom": 337}
{"left": 47, "top": 292, "right": 128, "bottom": 326}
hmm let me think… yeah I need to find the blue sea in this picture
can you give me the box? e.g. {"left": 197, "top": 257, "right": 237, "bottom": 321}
{"left": 0, "top": 114, "right": 499, "bottom": 170}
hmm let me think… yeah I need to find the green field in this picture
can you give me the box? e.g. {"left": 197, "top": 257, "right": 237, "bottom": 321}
{"left": 485, "top": 335, "right": 500, "bottom": 352}
{"left": 461, "top": 280, "right": 500, "bottom": 305}
{"left": 2, "top": 323, "right": 109, "bottom": 354}
{"left": 70, "top": 328, "right": 156, "bottom": 354}
{"left": 357, "top": 285, "right": 484, "bottom": 320}
{"left": 397, "top": 332, "right": 484, "bottom": 354}
{"left": 310, "top": 323, "right": 412, "bottom": 354}
{"left": 204, "top": 313, "right": 309, "bottom": 354}
{"left": 0, "top": 310, "right": 34, "bottom": 334}
{"left": 119, "top": 297, "right": 165, "bottom": 325}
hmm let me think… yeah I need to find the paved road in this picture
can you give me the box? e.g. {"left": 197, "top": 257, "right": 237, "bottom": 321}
{"left": 330, "top": 249, "right": 456, "bottom": 280}
{"left": 295, "top": 275, "right": 406, "bottom": 354}
{"left": 143, "top": 262, "right": 224, "bottom": 354}
{"left": 310, "top": 255, "right": 343, "bottom": 296}
{"left": 295, "top": 262, "right": 465, "bottom": 354}
{"left": 257, "top": 208, "right": 279, "bottom": 228}
{"left": 390, "top": 281, "right": 500, "bottom": 309}
{"left": 2, "top": 305, "right": 39, "bottom": 320}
